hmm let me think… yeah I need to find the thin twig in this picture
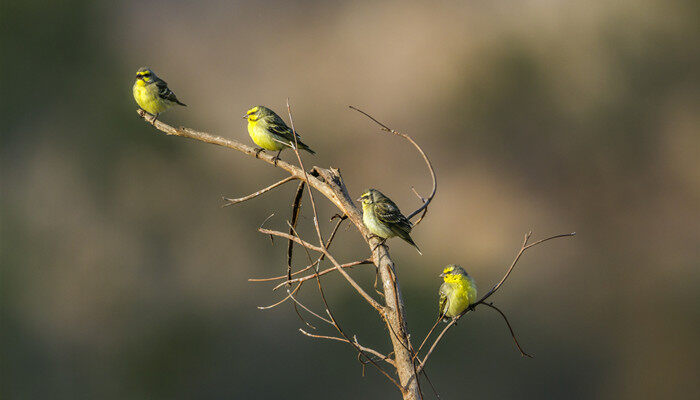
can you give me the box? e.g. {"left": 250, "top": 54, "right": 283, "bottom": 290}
{"left": 272, "top": 259, "right": 373, "bottom": 291}
{"left": 257, "top": 282, "right": 303, "bottom": 310}
{"left": 289, "top": 218, "right": 401, "bottom": 390}
{"left": 299, "top": 329, "right": 396, "bottom": 367}
{"left": 482, "top": 302, "right": 532, "bottom": 358}
{"left": 349, "top": 106, "right": 436, "bottom": 220}
{"left": 258, "top": 228, "right": 383, "bottom": 312}
{"left": 286, "top": 100, "right": 324, "bottom": 245}
{"left": 287, "top": 181, "right": 306, "bottom": 281}
{"left": 249, "top": 216, "right": 349, "bottom": 283}
{"left": 416, "top": 231, "right": 575, "bottom": 373}
{"left": 222, "top": 176, "right": 296, "bottom": 207}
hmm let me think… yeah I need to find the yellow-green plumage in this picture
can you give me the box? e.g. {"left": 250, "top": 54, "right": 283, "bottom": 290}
{"left": 358, "top": 189, "right": 421, "bottom": 254}
{"left": 244, "top": 106, "right": 315, "bottom": 155}
{"left": 439, "top": 264, "right": 477, "bottom": 320}
{"left": 132, "top": 67, "right": 186, "bottom": 116}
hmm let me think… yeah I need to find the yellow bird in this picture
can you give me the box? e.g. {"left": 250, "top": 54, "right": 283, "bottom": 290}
{"left": 438, "top": 265, "right": 478, "bottom": 320}
{"left": 243, "top": 105, "right": 315, "bottom": 159}
{"left": 132, "top": 67, "right": 186, "bottom": 122}
{"left": 358, "top": 188, "right": 421, "bottom": 254}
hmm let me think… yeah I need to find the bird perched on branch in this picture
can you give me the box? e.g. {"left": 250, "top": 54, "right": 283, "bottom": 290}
{"left": 243, "top": 106, "right": 315, "bottom": 160}
{"left": 438, "top": 265, "right": 477, "bottom": 320}
{"left": 357, "top": 188, "right": 421, "bottom": 254}
{"left": 132, "top": 67, "right": 186, "bottom": 122}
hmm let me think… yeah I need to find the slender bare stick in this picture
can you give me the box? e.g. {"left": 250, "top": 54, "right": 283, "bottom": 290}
{"left": 259, "top": 227, "right": 383, "bottom": 312}
{"left": 299, "top": 329, "right": 396, "bottom": 367}
{"left": 289, "top": 221, "right": 401, "bottom": 391}
{"left": 272, "top": 259, "right": 373, "bottom": 290}
{"left": 222, "top": 176, "right": 296, "bottom": 206}
{"left": 257, "top": 282, "right": 303, "bottom": 310}
{"left": 416, "top": 232, "right": 575, "bottom": 373}
{"left": 249, "top": 216, "right": 348, "bottom": 283}
{"left": 482, "top": 302, "right": 532, "bottom": 358}
{"left": 349, "top": 106, "right": 436, "bottom": 220}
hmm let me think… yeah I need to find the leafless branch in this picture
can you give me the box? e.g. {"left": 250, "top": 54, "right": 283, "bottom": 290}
{"left": 138, "top": 107, "right": 572, "bottom": 400}
{"left": 249, "top": 216, "right": 349, "bottom": 283}
{"left": 482, "top": 302, "right": 532, "bottom": 358}
{"left": 349, "top": 106, "right": 436, "bottom": 220}
{"left": 416, "top": 231, "right": 575, "bottom": 374}
{"left": 272, "top": 259, "right": 373, "bottom": 291}
{"left": 222, "top": 176, "right": 296, "bottom": 207}
{"left": 258, "top": 227, "right": 383, "bottom": 312}
{"left": 299, "top": 329, "right": 396, "bottom": 367}
{"left": 287, "top": 180, "right": 307, "bottom": 281}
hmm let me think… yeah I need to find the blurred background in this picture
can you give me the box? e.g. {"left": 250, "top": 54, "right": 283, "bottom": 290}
{"left": 2, "top": 0, "right": 699, "bottom": 398}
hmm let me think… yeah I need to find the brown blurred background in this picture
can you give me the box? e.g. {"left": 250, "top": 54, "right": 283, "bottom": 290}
{"left": 2, "top": 0, "right": 699, "bottom": 399}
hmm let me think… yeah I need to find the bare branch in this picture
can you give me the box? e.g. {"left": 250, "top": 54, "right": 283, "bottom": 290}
{"left": 259, "top": 228, "right": 383, "bottom": 312}
{"left": 257, "top": 282, "right": 303, "bottom": 310}
{"left": 299, "top": 329, "right": 396, "bottom": 367}
{"left": 287, "top": 181, "right": 307, "bottom": 281}
{"left": 222, "top": 176, "right": 296, "bottom": 207}
{"left": 416, "top": 231, "right": 575, "bottom": 373}
{"left": 271, "top": 259, "right": 373, "bottom": 291}
{"left": 249, "top": 216, "right": 349, "bottom": 283}
{"left": 482, "top": 302, "right": 532, "bottom": 358}
{"left": 288, "top": 216, "right": 400, "bottom": 391}
{"left": 473, "top": 231, "right": 576, "bottom": 306}
{"left": 349, "top": 106, "right": 436, "bottom": 220}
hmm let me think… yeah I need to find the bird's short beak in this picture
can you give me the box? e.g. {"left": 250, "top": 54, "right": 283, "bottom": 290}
{"left": 242, "top": 114, "right": 248, "bottom": 119}
{"left": 439, "top": 272, "right": 446, "bottom": 277}
{"left": 356, "top": 196, "right": 364, "bottom": 202}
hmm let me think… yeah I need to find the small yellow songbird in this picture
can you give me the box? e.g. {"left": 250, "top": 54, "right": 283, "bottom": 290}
{"left": 132, "top": 67, "right": 186, "bottom": 122}
{"left": 438, "top": 265, "right": 478, "bottom": 320}
{"left": 357, "top": 188, "right": 421, "bottom": 254}
{"left": 243, "top": 105, "right": 315, "bottom": 159}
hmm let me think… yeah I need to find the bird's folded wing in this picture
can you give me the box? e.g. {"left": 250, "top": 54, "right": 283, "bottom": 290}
{"left": 375, "top": 201, "right": 413, "bottom": 235}
{"left": 156, "top": 80, "right": 181, "bottom": 103}
{"left": 438, "top": 282, "right": 451, "bottom": 317}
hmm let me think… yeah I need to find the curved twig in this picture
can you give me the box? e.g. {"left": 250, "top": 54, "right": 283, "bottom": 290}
{"left": 349, "top": 106, "right": 436, "bottom": 220}
{"left": 222, "top": 176, "right": 296, "bottom": 207}
{"left": 416, "top": 231, "right": 575, "bottom": 373}
{"left": 482, "top": 302, "right": 532, "bottom": 358}
{"left": 299, "top": 329, "right": 396, "bottom": 367}
{"left": 257, "top": 282, "right": 303, "bottom": 310}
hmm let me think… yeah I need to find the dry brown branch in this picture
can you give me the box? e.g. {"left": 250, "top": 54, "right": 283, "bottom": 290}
{"left": 259, "top": 227, "right": 383, "bottom": 313}
{"left": 416, "top": 231, "right": 575, "bottom": 374}
{"left": 482, "top": 302, "right": 532, "bottom": 358}
{"left": 288, "top": 214, "right": 401, "bottom": 390}
{"left": 299, "top": 329, "right": 396, "bottom": 367}
{"left": 287, "top": 180, "right": 307, "bottom": 281}
{"left": 349, "top": 106, "right": 436, "bottom": 220}
{"left": 249, "top": 216, "right": 348, "bottom": 283}
{"left": 222, "top": 176, "right": 296, "bottom": 207}
{"left": 137, "top": 107, "right": 571, "bottom": 400}
{"left": 271, "top": 259, "right": 373, "bottom": 291}
{"left": 257, "top": 282, "right": 303, "bottom": 310}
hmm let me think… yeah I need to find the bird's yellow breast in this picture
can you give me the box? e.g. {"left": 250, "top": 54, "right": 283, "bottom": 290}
{"left": 133, "top": 82, "right": 170, "bottom": 115}
{"left": 247, "top": 120, "right": 286, "bottom": 151}
{"left": 443, "top": 274, "right": 477, "bottom": 317}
